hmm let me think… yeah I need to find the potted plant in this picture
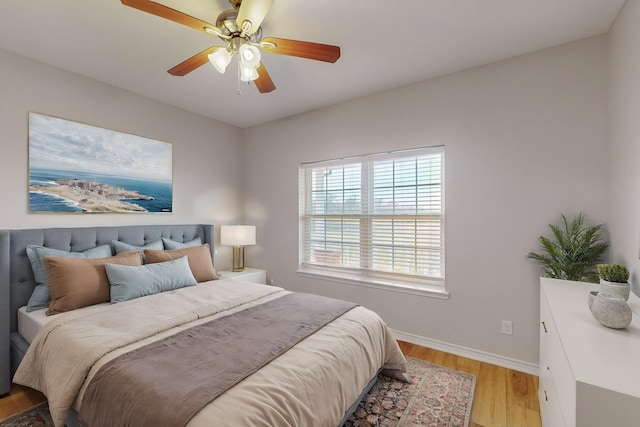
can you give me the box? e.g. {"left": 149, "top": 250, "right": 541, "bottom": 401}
{"left": 597, "top": 263, "right": 630, "bottom": 301}
{"left": 527, "top": 212, "right": 608, "bottom": 283}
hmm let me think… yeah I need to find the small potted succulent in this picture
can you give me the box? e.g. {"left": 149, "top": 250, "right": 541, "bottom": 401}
{"left": 597, "top": 264, "right": 630, "bottom": 301}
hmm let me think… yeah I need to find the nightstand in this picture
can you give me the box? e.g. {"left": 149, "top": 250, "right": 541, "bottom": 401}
{"left": 218, "top": 268, "right": 266, "bottom": 284}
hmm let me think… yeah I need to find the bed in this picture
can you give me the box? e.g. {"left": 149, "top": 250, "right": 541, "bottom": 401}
{"left": 0, "top": 224, "right": 407, "bottom": 427}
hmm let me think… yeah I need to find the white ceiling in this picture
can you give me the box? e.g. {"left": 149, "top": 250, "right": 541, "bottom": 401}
{"left": 0, "top": 0, "right": 626, "bottom": 128}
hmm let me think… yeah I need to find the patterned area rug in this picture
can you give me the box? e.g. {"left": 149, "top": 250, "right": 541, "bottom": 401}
{"left": 0, "top": 358, "right": 475, "bottom": 427}
{"left": 345, "top": 357, "right": 476, "bottom": 427}
{"left": 0, "top": 402, "right": 53, "bottom": 427}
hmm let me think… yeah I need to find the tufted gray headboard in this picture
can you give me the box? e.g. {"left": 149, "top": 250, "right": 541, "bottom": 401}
{"left": 0, "top": 224, "right": 214, "bottom": 395}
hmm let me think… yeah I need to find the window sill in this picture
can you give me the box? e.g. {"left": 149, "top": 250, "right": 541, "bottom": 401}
{"left": 295, "top": 268, "right": 449, "bottom": 300}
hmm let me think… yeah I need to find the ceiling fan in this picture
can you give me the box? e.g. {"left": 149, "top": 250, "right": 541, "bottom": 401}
{"left": 121, "top": 0, "right": 341, "bottom": 93}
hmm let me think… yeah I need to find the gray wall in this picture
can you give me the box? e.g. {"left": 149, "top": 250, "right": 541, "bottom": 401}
{"left": 242, "top": 36, "right": 609, "bottom": 365}
{"left": 0, "top": 30, "right": 618, "bottom": 366}
{"left": 0, "top": 48, "right": 244, "bottom": 271}
{"left": 608, "top": 1, "right": 640, "bottom": 294}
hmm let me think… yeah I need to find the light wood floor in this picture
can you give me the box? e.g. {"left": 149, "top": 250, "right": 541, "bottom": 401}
{"left": 0, "top": 382, "right": 45, "bottom": 420}
{"left": 398, "top": 341, "right": 541, "bottom": 427}
{"left": 0, "top": 341, "right": 541, "bottom": 426}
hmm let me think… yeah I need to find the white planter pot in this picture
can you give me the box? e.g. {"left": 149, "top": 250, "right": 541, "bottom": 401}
{"left": 588, "top": 290, "right": 599, "bottom": 310}
{"left": 590, "top": 292, "right": 632, "bottom": 329}
{"left": 600, "top": 279, "right": 630, "bottom": 301}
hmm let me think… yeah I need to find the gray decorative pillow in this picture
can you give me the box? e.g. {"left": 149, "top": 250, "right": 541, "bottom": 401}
{"left": 112, "top": 240, "right": 164, "bottom": 255}
{"left": 161, "top": 237, "right": 202, "bottom": 250}
{"left": 25, "top": 244, "right": 113, "bottom": 312}
{"left": 106, "top": 256, "right": 197, "bottom": 303}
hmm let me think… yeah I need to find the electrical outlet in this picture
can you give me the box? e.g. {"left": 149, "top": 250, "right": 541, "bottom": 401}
{"left": 501, "top": 320, "right": 513, "bottom": 335}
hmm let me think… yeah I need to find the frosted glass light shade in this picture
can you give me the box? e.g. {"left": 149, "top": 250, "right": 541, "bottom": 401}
{"left": 238, "top": 44, "right": 261, "bottom": 82}
{"left": 240, "top": 64, "right": 259, "bottom": 81}
{"left": 221, "top": 225, "right": 256, "bottom": 246}
{"left": 208, "top": 48, "right": 233, "bottom": 74}
{"left": 239, "top": 44, "right": 261, "bottom": 68}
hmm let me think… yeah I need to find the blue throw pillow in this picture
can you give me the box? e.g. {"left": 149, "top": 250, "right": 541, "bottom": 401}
{"left": 111, "top": 240, "right": 164, "bottom": 255}
{"left": 25, "top": 244, "right": 113, "bottom": 312}
{"left": 106, "top": 256, "right": 197, "bottom": 303}
{"left": 161, "top": 237, "right": 202, "bottom": 250}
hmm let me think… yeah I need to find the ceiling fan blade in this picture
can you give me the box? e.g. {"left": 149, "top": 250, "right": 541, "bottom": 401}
{"left": 254, "top": 63, "right": 276, "bottom": 93}
{"left": 168, "top": 46, "right": 221, "bottom": 76}
{"left": 121, "top": 0, "right": 218, "bottom": 35}
{"left": 236, "top": 0, "right": 274, "bottom": 35}
{"left": 261, "top": 37, "right": 340, "bottom": 63}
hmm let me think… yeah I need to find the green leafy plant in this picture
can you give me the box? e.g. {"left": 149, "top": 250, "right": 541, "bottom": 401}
{"left": 597, "top": 264, "right": 629, "bottom": 283}
{"left": 527, "top": 213, "right": 609, "bottom": 283}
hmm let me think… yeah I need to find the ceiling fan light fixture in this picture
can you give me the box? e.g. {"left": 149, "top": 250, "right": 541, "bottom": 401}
{"left": 240, "top": 64, "right": 259, "bottom": 82}
{"left": 239, "top": 43, "right": 261, "bottom": 68}
{"left": 208, "top": 48, "right": 233, "bottom": 74}
{"left": 123, "top": 0, "right": 339, "bottom": 93}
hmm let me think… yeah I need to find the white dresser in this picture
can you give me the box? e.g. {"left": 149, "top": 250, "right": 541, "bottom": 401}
{"left": 218, "top": 267, "right": 267, "bottom": 285}
{"left": 539, "top": 277, "right": 640, "bottom": 427}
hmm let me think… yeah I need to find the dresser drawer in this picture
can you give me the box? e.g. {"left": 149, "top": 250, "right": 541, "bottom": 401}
{"left": 540, "top": 287, "right": 576, "bottom": 427}
{"left": 545, "top": 324, "right": 575, "bottom": 426}
{"left": 539, "top": 376, "right": 567, "bottom": 427}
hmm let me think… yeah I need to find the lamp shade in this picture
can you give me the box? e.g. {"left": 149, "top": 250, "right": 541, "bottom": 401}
{"left": 240, "top": 64, "right": 259, "bottom": 82}
{"left": 239, "top": 44, "right": 261, "bottom": 68}
{"left": 238, "top": 44, "right": 261, "bottom": 82}
{"left": 208, "top": 48, "right": 233, "bottom": 74}
{"left": 220, "top": 225, "right": 256, "bottom": 246}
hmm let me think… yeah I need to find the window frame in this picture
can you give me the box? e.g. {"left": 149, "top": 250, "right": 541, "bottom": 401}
{"left": 297, "top": 146, "right": 447, "bottom": 298}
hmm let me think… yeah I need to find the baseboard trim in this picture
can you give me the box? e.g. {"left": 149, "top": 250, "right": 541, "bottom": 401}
{"left": 392, "top": 329, "right": 539, "bottom": 376}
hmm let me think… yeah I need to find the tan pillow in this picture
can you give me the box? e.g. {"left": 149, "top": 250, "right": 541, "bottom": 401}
{"left": 44, "top": 250, "right": 142, "bottom": 315}
{"left": 144, "top": 244, "right": 218, "bottom": 283}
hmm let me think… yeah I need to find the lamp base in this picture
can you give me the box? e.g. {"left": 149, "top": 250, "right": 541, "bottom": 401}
{"left": 232, "top": 246, "right": 245, "bottom": 272}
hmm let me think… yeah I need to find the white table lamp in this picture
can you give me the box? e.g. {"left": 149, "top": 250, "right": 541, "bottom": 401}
{"left": 220, "top": 225, "right": 256, "bottom": 272}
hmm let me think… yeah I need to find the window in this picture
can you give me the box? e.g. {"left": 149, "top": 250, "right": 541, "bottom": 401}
{"left": 298, "top": 146, "right": 445, "bottom": 294}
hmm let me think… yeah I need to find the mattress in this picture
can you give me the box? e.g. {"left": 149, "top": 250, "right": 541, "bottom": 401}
{"left": 18, "top": 303, "right": 109, "bottom": 344}
{"left": 18, "top": 306, "right": 50, "bottom": 344}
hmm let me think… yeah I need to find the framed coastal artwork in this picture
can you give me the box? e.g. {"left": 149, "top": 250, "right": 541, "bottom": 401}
{"left": 28, "top": 112, "right": 173, "bottom": 213}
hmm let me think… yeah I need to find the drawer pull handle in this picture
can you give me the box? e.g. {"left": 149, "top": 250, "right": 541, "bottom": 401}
{"left": 541, "top": 321, "right": 548, "bottom": 333}
{"left": 547, "top": 366, "right": 550, "bottom": 371}
{"left": 544, "top": 390, "right": 548, "bottom": 401}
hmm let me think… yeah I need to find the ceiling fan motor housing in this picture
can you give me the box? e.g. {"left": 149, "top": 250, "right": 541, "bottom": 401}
{"left": 216, "top": 9, "right": 262, "bottom": 43}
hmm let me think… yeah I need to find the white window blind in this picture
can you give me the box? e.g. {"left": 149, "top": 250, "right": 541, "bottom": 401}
{"left": 299, "top": 146, "right": 444, "bottom": 288}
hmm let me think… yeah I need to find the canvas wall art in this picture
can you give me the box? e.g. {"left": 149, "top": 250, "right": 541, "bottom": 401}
{"left": 28, "top": 112, "right": 173, "bottom": 213}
